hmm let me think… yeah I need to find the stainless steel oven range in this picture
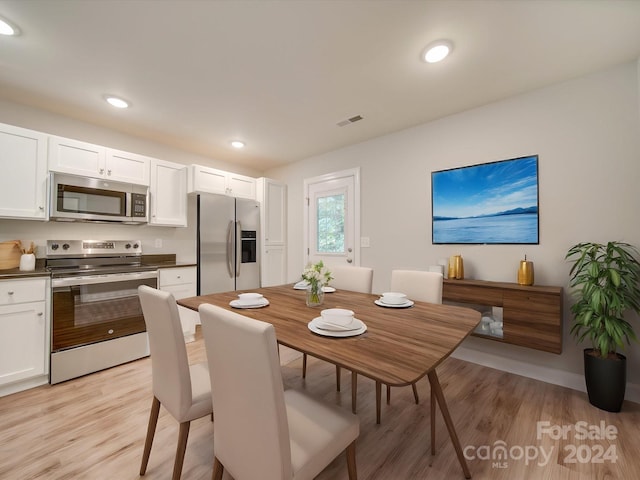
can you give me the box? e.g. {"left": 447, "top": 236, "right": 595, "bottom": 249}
{"left": 46, "top": 240, "right": 158, "bottom": 384}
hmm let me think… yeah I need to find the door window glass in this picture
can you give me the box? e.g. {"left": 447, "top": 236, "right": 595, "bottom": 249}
{"left": 316, "top": 194, "right": 345, "bottom": 253}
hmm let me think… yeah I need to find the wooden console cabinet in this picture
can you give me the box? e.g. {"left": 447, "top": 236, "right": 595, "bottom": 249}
{"left": 443, "top": 279, "right": 563, "bottom": 354}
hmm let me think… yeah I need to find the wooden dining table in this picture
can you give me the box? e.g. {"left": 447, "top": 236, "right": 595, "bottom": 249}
{"left": 178, "top": 284, "right": 481, "bottom": 478}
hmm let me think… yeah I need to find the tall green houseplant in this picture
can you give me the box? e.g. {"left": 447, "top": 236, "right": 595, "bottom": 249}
{"left": 565, "top": 241, "right": 640, "bottom": 411}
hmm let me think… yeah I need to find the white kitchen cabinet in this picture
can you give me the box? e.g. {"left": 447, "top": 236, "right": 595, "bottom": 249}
{"left": 105, "top": 148, "right": 151, "bottom": 185}
{"left": 0, "top": 277, "right": 50, "bottom": 397}
{"left": 259, "top": 178, "right": 287, "bottom": 245}
{"left": 48, "top": 136, "right": 150, "bottom": 186}
{"left": 149, "top": 159, "right": 187, "bottom": 227}
{"left": 0, "top": 123, "right": 48, "bottom": 220}
{"left": 257, "top": 178, "right": 287, "bottom": 286}
{"left": 188, "top": 164, "right": 256, "bottom": 199}
{"left": 263, "top": 245, "right": 287, "bottom": 286}
{"left": 227, "top": 172, "right": 256, "bottom": 199}
{"left": 159, "top": 267, "right": 198, "bottom": 342}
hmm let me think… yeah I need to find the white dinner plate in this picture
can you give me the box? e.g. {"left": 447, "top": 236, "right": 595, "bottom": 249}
{"left": 308, "top": 317, "right": 367, "bottom": 337}
{"left": 229, "top": 299, "right": 270, "bottom": 309}
{"left": 293, "top": 282, "right": 335, "bottom": 293}
{"left": 374, "top": 299, "right": 414, "bottom": 308}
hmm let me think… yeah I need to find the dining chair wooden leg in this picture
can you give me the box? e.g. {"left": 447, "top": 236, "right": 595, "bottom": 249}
{"left": 430, "top": 387, "right": 436, "bottom": 457}
{"left": 212, "top": 456, "right": 224, "bottom": 480}
{"left": 346, "top": 440, "right": 358, "bottom": 480}
{"left": 302, "top": 353, "right": 307, "bottom": 378}
{"left": 336, "top": 365, "right": 341, "bottom": 391}
{"left": 385, "top": 382, "right": 418, "bottom": 406}
{"left": 428, "top": 370, "right": 471, "bottom": 479}
{"left": 172, "top": 421, "right": 191, "bottom": 480}
{"left": 140, "top": 396, "right": 161, "bottom": 475}
{"left": 375, "top": 381, "right": 382, "bottom": 424}
{"left": 351, "top": 372, "right": 358, "bottom": 414}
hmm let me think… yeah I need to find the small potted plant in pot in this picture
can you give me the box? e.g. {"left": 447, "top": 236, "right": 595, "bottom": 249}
{"left": 565, "top": 241, "right": 640, "bottom": 412}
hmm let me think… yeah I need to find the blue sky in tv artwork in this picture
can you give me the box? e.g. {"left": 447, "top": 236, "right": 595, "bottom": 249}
{"left": 432, "top": 156, "right": 539, "bottom": 244}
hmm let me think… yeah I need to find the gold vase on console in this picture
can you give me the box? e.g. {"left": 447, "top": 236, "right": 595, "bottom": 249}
{"left": 449, "top": 255, "right": 464, "bottom": 280}
{"left": 517, "top": 256, "right": 534, "bottom": 285}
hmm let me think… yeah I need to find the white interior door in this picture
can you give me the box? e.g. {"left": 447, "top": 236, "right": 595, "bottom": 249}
{"left": 304, "top": 168, "right": 360, "bottom": 269}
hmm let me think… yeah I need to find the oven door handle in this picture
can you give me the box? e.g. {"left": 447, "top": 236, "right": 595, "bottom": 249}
{"left": 51, "top": 270, "right": 159, "bottom": 287}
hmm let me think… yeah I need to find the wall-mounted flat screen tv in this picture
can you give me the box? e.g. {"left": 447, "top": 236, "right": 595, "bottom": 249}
{"left": 431, "top": 155, "right": 539, "bottom": 244}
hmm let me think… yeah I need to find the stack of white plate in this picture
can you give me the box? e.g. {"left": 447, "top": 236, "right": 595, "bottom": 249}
{"left": 374, "top": 292, "right": 414, "bottom": 308}
{"left": 230, "top": 292, "right": 270, "bottom": 309}
{"left": 308, "top": 308, "right": 366, "bottom": 337}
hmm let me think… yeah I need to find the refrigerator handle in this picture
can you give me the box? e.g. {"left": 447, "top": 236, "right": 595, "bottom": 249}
{"left": 226, "top": 220, "right": 234, "bottom": 278}
{"left": 236, "top": 220, "right": 242, "bottom": 277}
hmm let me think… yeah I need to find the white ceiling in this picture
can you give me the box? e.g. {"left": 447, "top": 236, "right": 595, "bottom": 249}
{"left": 1, "top": 0, "right": 640, "bottom": 172}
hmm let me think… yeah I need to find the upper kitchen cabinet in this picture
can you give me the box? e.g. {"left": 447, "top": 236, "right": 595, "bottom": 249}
{"left": 0, "top": 123, "right": 48, "bottom": 220}
{"left": 149, "top": 159, "right": 188, "bottom": 227}
{"left": 48, "top": 136, "right": 150, "bottom": 186}
{"left": 188, "top": 164, "right": 256, "bottom": 199}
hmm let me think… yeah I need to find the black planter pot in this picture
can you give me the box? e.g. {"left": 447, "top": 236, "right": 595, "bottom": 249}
{"left": 583, "top": 348, "right": 627, "bottom": 412}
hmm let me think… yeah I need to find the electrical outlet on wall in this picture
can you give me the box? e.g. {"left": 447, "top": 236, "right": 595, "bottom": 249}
{"left": 360, "top": 237, "right": 370, "bottom": 248}
{"left": 154, "top": 238, "right": 162, "bottom": 248}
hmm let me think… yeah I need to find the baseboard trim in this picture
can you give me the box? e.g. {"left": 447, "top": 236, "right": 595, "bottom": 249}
{"left": 451, "top": 345, "right": 640, "bottom": 405}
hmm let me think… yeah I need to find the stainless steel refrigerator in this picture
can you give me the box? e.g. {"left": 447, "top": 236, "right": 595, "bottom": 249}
{"left": 197, "top": 194, "right": 261, "bottom": 294}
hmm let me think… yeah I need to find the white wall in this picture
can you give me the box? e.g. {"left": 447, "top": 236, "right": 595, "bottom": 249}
{"left": 266, "top": 61, "right": 640, "bottom": 398}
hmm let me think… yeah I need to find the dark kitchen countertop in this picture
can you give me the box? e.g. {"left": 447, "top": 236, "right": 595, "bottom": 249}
{"left": 0, "top": 255, "right": 196, "bottom": 280}
{"left": 0, "top": 259, "right": 49, "bottom": 280}
{"left": 141, "top": 254, "right": 196, "bottom": 269}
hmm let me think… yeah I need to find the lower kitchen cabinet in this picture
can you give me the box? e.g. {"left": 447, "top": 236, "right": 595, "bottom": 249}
{"left": 159, "top": 267, "right": 198, "bottom": 342}
{"left": 262, "top": 245, "right": 287, "bottom": 287}
{"left": 0, "top": 277, "right": 50, "bottom": 396}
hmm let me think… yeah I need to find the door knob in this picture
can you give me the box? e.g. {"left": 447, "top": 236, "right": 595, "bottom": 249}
{"left": 347, "top": 258, "right": 353, "bottom": 263}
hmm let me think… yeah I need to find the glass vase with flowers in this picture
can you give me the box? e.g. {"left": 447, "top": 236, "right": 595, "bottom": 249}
{"left": 301, "top": 261, "right": 333, "bottom": 307}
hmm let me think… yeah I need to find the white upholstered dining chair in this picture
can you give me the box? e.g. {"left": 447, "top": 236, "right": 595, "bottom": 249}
{"left": 199, "top": 303, "right": 360, "bottom": 480}
{"left": 385, "top": 269, "right": 443, "bottom": 409}
{"left": 138, "top": 285, "right": 213, "bottom": 480}
{"left": 302, "top": 265, "right": 374, "bottom": 412}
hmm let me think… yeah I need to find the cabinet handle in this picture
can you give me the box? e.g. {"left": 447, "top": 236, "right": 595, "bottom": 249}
{"left": 39, "top": 206, "right": 44, "bottom": 210}
{"left": 99, "top": 168, "right": 105, "bottom": 174}
{"left": 107, "top": 170, "right": 112, "bottom": 176}
{"left": 177, "top": 275, "right": 182, "bottom": 279}
{"left": 8, "top": 291, "right": 14, "bottom": 295}
{"left": 37, "top": 312, "right": 43, "bottom": 316}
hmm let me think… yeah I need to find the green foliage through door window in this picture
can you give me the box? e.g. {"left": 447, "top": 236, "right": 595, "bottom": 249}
{"left": 316, "top": 194, "right": 345, "bottom": 253}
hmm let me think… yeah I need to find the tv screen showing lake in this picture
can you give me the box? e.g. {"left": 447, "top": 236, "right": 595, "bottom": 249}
{"left": 431, "top": 155, "right": 539, "bottom": 244}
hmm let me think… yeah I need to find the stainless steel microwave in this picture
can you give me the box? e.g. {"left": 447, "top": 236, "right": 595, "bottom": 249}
{"left": 49, "top": 172, "right": 148, "bottom": 224}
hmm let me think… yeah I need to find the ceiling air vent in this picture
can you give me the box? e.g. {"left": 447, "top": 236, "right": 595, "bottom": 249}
{"left": 337, "top": 115, "right": 363, "bottom": 127}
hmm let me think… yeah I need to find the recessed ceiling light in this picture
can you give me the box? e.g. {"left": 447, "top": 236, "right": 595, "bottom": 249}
{"left": 0, "top": 16, "right": 19, "bottom": 36}
{"left": 104, "top": 95, "right": 130, "bottom": 109}
{"left": 422, "top": 40, "right": 453, "bottom": 63}
{"left": 231, "top": 141, "right": 245, "bottom": 149}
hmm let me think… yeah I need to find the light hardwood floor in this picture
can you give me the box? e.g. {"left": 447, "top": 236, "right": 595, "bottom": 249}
{"left": 1, "top": 328, "right": 639, "bottom": 480}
